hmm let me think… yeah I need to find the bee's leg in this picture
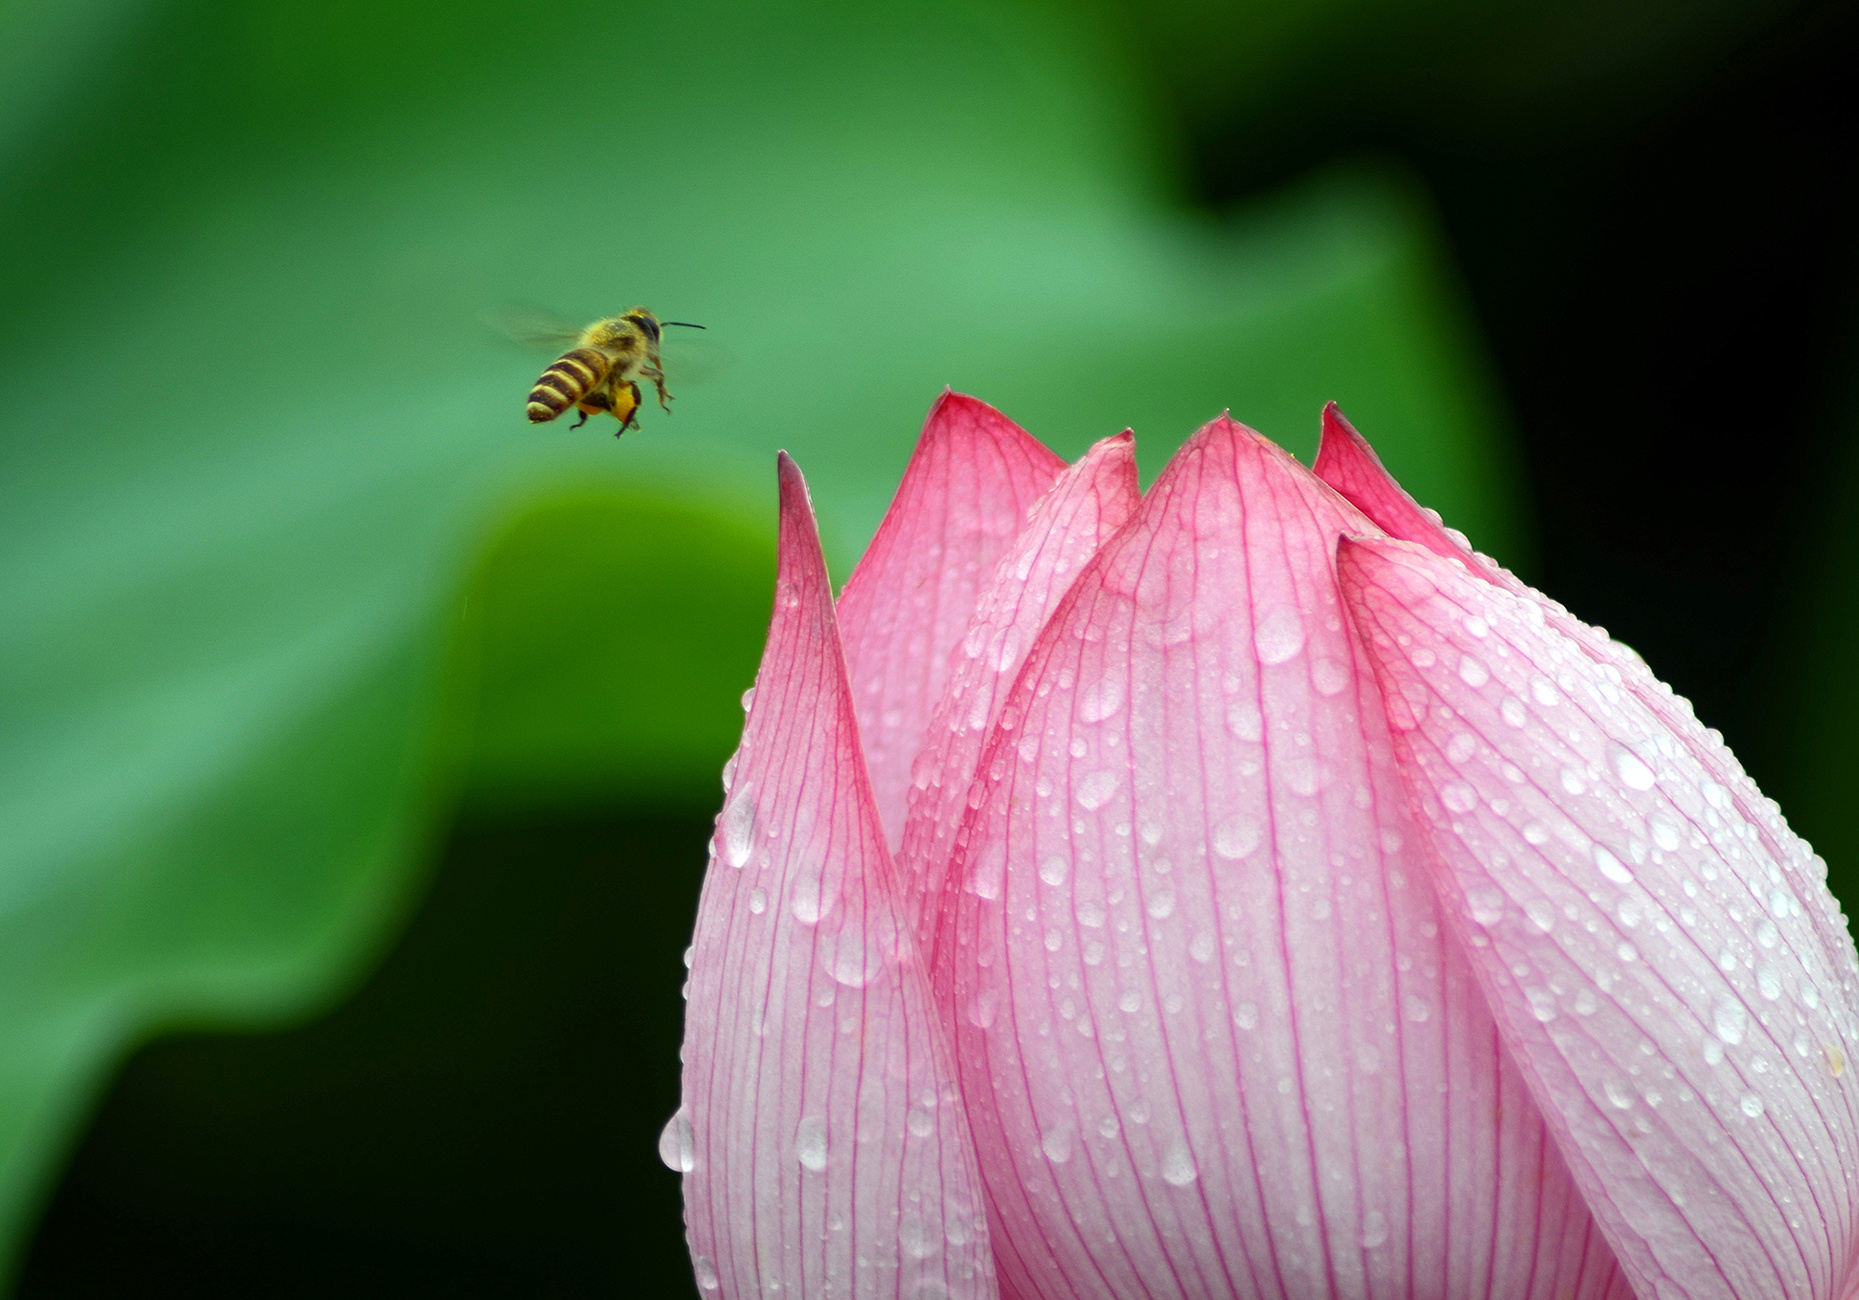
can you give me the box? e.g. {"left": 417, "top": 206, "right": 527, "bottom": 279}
{"left": 643, "top": 364, "right": 673, "bottom": 412}
{"left": 569, "top": 409, "right": 590, "bottom": 430}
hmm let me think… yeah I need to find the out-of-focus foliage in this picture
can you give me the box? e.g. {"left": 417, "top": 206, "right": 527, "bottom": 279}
{"left": 9, "top": 0, "right": 1836, "bottom": 1287}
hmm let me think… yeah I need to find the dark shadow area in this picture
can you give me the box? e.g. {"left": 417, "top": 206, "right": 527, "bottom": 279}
{"left": 17, "top": 812, "right": 708, "bottom": 1298}
{"left": 1189, "top": 0, "right": 1859, "bottom": 802}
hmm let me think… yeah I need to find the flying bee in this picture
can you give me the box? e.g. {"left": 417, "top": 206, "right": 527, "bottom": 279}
{"left": 509, "top": 307, "right": 705, "bottom": 435}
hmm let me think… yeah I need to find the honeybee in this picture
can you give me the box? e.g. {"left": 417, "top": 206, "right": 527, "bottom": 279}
{"left": 511, "top": 307, "right": 705, "bottom": 435}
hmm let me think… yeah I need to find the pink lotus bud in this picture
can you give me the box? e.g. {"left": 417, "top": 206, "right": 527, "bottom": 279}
{"left": 673, "top": 395, "right": 1859, "bottom": 1299}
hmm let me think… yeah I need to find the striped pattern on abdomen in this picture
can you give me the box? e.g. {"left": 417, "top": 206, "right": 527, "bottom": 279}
{"left": 527, "top": 347, "right": 613, "bottom": 422}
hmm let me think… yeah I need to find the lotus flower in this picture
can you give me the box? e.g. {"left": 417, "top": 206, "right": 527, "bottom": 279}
{"left": 664, "top": 393, "right": 1859, "bottom": 1300}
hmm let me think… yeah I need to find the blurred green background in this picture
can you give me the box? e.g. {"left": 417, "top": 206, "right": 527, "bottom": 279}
{"left": 0, "top": 0, "right": 1854, "bottom": 1292}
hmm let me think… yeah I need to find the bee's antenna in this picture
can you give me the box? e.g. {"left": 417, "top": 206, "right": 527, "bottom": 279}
{"left": 663, "top": 321, "right": 706, "bottom": 329}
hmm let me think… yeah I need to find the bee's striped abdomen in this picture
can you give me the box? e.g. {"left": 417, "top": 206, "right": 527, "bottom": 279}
{"left": 527, "top": 347, "right": 612, "bottom": 423}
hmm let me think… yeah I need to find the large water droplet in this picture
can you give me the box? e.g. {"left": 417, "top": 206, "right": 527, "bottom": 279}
{"left": 1039, "top": 855, "right": 1069, "bottom": 886}
{"left": 791, "top": 867, "right": 836, "bottom": 925}
{"left": 1160, "top": 1136, "right": 1198, "bottom": 1186}
{"left": 1457, "top": 655, "right": 1490, "bottom": 687}
{"left": 1213, "top": 814, "right": 1262, "bottom": 861}
{"left": 1361, "top": 1210, "right": 1389, "bottom": 1248}
{"left": 1650, "top": 816, "right": 1681, "bottom": 851}
{"left": 1740, "top": 1092, "right": 1765, "bottom": 1118}
{"left": 1500, "top": 696, "right": 1527, "bottom": 727}
{"left": 796, "top": 1116, "right": 829, "bottom": 1171}
{"left": 722, "top": 791, "right": 756, "bottom": 868}
{"left": 1041, "top": 1127, "right": 1072, "bottom": 1164}
{"left": 1604, "top": 1078, "right": 1635, "bottom": 1110}
{"left": 1714, "top": 997, "right": 1748, "bottom": 1045}
{"left": 1254, "top": 607, "right": 1307, "bottom": 665}
{"left": 1079, "top": 676, "right": 1125, "bottom": 722}
{"left": 1226, "top": 699, "right": 1263, "bottom": 741}
{"left": 1613, "top": 749, "right": 1657, "bottom": 791}
{"left": 1441, "top": 782, "right": 1478, "bottom": 814}
{"left": 1077, "top": 770, "right": 1120, "bottom": 810}
{"left": 658, "top": 1109, "right": 695, "bottom": 1172}
{"left": 899, "top": 1213, "right": 938, "bottom": 1259}
{"left": 694, "top": 1255, "right": 720, "bottom": 1291}
{"left": 1311, "top": 657, "right": 1349, "bottom": 696}
{"left": 1756, "top": 965, "right": 1782, "bottom": 1000}
{"left": 1594, "top": 846, "right": 1633, "bottom": 885}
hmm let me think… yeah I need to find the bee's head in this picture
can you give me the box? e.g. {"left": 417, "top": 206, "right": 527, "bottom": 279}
{"left": 622, "top": 308, "right": 662, "bottom": 344}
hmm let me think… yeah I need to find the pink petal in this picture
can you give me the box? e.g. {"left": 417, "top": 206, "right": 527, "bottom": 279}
{"left": 677, "top": 453, "right": 995, "bottom": 1300}
{"left": 940, "top": 418, "right": 1629, "bottom": 1300}
{"left": 1312, "top": 401, "right": 1493, "bottom": 575}
{"left": 898, "top": 430, "right": 1140, "bottom": 956}
{"left": 1338, "top": 534, "right": 1859, "bottom": 1300}
{"left": 837, "top": 392, "right": 1067, "bottom": 852}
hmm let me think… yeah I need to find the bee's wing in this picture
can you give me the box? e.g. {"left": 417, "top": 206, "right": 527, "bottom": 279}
{"left": 482, "top": 303, "right": 585, "bottom": 351}
{"left": 658, "top": 333, "right": 734, "bottom": 387}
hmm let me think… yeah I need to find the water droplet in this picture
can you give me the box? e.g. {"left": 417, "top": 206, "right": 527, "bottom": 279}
{"left": 1530, "top": 675, "right": 1558, "bottom": 706}
{"left": 1740, "top": 1092, "right": 1765, "bottom": 1118}
{"left": 658, "top": 1110, "right": 695, "bottom": 1172}
{"left": 1213, "top": 814, "right": 1262, "bottom": 861}
{"left": 1527, "top": 988, "right": 1559, "bottom": 1022}
{"left": 1560, "top": 767, "right": 1587, "bottom": 796}
{"left": 899, "top": 1213, "right": 938, "bottom": 1259}
{"left": 1613, "top": 749, "right": 1657, "bottom": 791}
{"left": 791, "top": 869, "right": 835, "bottom": 925}
{"left": 1099, "top": 1115, "right": 1120, "bottom": 1138}
{"left": 1756, "top": 965, "right": 1782, "bottom": 1000}
{"left": 1617, "top": 899, "right": 1643, "bottom": 929}
{"left": 722, "top": 792, "right": 756, "bottom": 868}
{"left": 1650, "top": 816, "right": 1681, "bottom": 851}
{"left": 1226, "top": 699, "right": 1263, "bottom": 741}
{"left": 1713, "top": 997, "right": 1748, "bottom": 1045}
{"left": 1604, "top": 1078, "right": 1635, "bottom": 1110}
{"left": 1044, "top": 929, "right": 1063, "bottom": 952}
{"left": 694, "top": 1255, "right": 720, "bottom": 1291}
{"left": 1361, "top": 1210, "right": 1390, "bottom": 1248}
{"left": 1573, "top": 988, "right": 1598, "bottom": 1016}
{"left": 1234, "top": 1003, "right": 1259, "bottom": 1030}
{"left": 1525, "top": 899, "right": 1556, "bottom": 933}
{"left": 1441, "top": 782, "right": 1478, "bottom": 814}
{"left": 1755, "top": 920, "right": 1779, "bottom": 949}
{"left": 1458, "top": 655, "right": 1490, "bottom": 687}
{"left": 1594, "top": 846, "right": 1632, "bottom": 885}
{"left": 1188, "top": 933, "right": 1216, "bottom": 963}
{"left": 819, "top": 911, "right": 893, "bottom": 986}
{"left": 1404, "top": 994, "right": 1431, "bottom": 1023}
{"left": 721, "top": 751, "right": 739, "bottom": 793}
{"left": 1041, "top": 1128, "right": 1072, "bottom": 1164}
{"left": 1146, "top": 891, "right": 1175, "bottom": 919}
{"left": 1312, "top": 657, "right": 1350, "bottom": 696}
{"left": 1802, "top": 982, "right": 1820, "bottom": 1010}
{"left": 1828, "top": 1044, "right": 1846, "bottom": 1078}
{"left": 1160, "top": 1137, "right": 1198, "bottom": 1186}
{"left": 907, "top": 1108, "right": 935, "bottom": 1138}
{"left": 1079, "top": 676, "right": 1125, "bottom": 722}
{"left": 796, "top": 1117, "right": 828, "bottom": 1171}
{"left": 1118, "top": 989, "right": 1141, "bottom": 1014}
{"left": 967, "top": 990, "right": 999, "bottom": 1028}
{"left": 1077, "top": 770, "right": 1120, "bottom": 810}
{"left": 1500, "top": 696, "right": 1527, "bottom": 727}
{"left": 748, "top": 887, "right": 767, "bottom": 915}
{"left": 1445, "top": 732, "right": 1477, "bottom": 763}
{"left": 1254, "top": 607, "right": 1307, "bottom": 665}
{"left": 1522, "top": 822, "right": 1549, "bottom": 845}
{"left": 741, "top": 686, "right": 757, "bottom": 712}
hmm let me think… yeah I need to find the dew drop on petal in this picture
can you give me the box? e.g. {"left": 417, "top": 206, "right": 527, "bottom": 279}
{"left": 1361, "top": 1211, "right": 1390, "bottom": 1249}
{"left": 1311, "top": 657, "right": 1350, "bottom": 696}
{"left": 1604, "top": 1078, "right": 1635, "bottom": 1110}
{"left": 1079, "top": 676, "right": 1125, "bottom": 722}
{"left": 1213, "top": 814, "right": 1262, "bottom": 861}
{"left": 796, "top": 1117, "right": 828, "bottom": 1171}
{"left": 722, "top": 792, "right": 756, "bottom": 868}
{"left": 1613, "top": 749, "right": 1657, "bottom": 791}
{"left": 1441, "top": 782, "right": 1478, "bottom": 814}
{"left": 1226, "top": 700, "right": 1263, "bottom": 742}
{"left": 1040, "top": 855, "right": 1069, "bottom": 886}
{"left": 1500, "top": 697, "right": 1527, "bottom": 727}
{"left": 1560, "top": 767, "right": 1587, "bottom": 796}
{"left": 748, "top": 887, "right": 767, "bottom": 915}
{"left": 1525, "top": 899, "right": 1556, "bottom": 933}
{"left": 1254, "top": 607, "right": 1307, "bottom": 665}
{"left": 1531, "top": 675, "right": 1558, "bottom": 707}
{"left": 1756, "top": 965, "right": 1783, "bottom": 1000}
{"left": 1445, "top": 732, "right": 1478, "bottom": 763}
{"left": 1714, "top": 998, "right": 1748, "bottom": 1046}
{"left": 1740, "top": 1092, "right": 1765, "bottom": 1118}
{"left": 1650, "top": 816, "right": 1681, "bottom": 851}
{"left": 1160, "top": 1137, "right": 1199, "bottom": 1187}
{"left": 1595, "top": 846, "right": 1632, "bottom": 884}
{"left": 658, "top": 1110, "right": 695, "bottom": 1173}
{"left": 1041, "top": 1128, "right": 1072, "bottom": 1164}
{"left": 1077, "top": 770, "right": 1120, "bottom": 810}
{"left": 694, "top": 1256, "right": 720, "bottom": 1291}
{"left": 899, "top": 1214, "right": 938, "bottom": 1259}
{"left": 1458, "top": 655, "right": 1490, "bottom": 687}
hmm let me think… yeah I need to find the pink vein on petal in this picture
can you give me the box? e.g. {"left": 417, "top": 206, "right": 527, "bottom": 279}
{"left": 939, "top": 416, "right": 1630, "bottom": 1300}
{"left": 837, "top": 392, "right": 1067, "bottom": 853}
{"left": 1338, "top": 534, "right": 1859, "bottom": 1300}
{"left": 679, "top": 452, "right": 996, "bottom": 1300}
